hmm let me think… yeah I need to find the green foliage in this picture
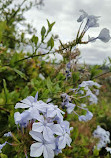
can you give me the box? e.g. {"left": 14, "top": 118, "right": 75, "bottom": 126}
{"left": 89, "top": 65, "right": 102, "bottom": 79}
{"left": 47, "top": 19, "right": 55, "bottom": 35}
{"left": 31, "top": 35, "right": 38, "bottom": 45}
{"left": 47, "top": 36, "right": 54, "bottom": 49}
{"left": 41, "top": 26, "right": 46, "bottom": 42}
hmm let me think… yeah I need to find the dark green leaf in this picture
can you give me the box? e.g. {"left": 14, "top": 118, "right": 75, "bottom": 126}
{"left": 41, "top": 26, "right": 46, "bottom": 42}
{"left": 47, "top": 19, "right": 55, "bottom": 34}
{"left": 47, "top": 37, "right": 54, "bottom": 49}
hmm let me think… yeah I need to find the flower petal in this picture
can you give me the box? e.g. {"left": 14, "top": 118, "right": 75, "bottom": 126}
{"left": 32, "top": 122, "right": 44, "bottom": 133}
{"left": 43, "top": 126, "right": 54, "bottom": 141}
{"left": 43, "top": 145, "right": 54, "bottom": 158}
{"left": 29, "top": 131, "right": 43, "bottom": 142}
{"left": 15, "top": 103, "right": 31, "bottom": 109}
{"left": 52, "top": 124, "right": 63, "bottom": 136}
{"left": 30, "top": 142, "right": 43, "bottom": 157}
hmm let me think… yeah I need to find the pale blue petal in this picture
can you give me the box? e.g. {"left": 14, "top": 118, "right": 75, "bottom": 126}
{"left": 43, "top": 145, "right": 54, "bottom": 158}
{"left": 52, "top": 124, "right": 63, "bottom": 136}
{"left": 29, "top": 131, "right": 43, "bottom": 142}
{"left": 28, "top": 107, "right": 41, "bottom": 120}
{"left": 66, "top": 103, "right": 76, "bottom": 114}
{"left": 32, "top": 122, "right": 44, "bottom": 133}
{"left": 15, "top": 103, "right": 31, "bottom": 109}
{"left": 56, "top": 111, "right": 63, "bottom": 122}
{"left": 79, "top": 115, "right": 87, "bottom": 122}
{"left": 47, "top": 110, "right": 56, "bottom": 118}
{"left": 43, "top": 126, "right": 54, "bottom": 141}
{"left": 98, "top": 28, "right": 111, "bottom": 43}
{"left": 34, "top": 92, "right": 38, "bottom": 102}
{"left": 27, "top": 96, "right": 34, "bottom": 103}
{"left": 30, "top": 142, "right": 43, "bottom": 157}
{"left": 14, "top": 112, "right": 21, "bottom": 124}
{"left": 21, "top": 98, "right": 32, "bottom": 105}
{"left": 65, "top": 133, "right": 72, "bottom": 147}
{"left": 0, "top": 141, "right": 7, "bottom": 153}
{"left": 58, "top": 136, "right": 66, "bottom": 149}
{"left": 46, "top": 143, "right": 56, "bottom": 150}
{"left": 4, "top": 132, "right": 12, "bottom": 137}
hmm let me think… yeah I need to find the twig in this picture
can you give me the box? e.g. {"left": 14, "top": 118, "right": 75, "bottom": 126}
{"left": 0, "top": 106, "right": 10, "bottom": 114}
{"left": 92, "top": 70, "right": 111, "bottom": 79}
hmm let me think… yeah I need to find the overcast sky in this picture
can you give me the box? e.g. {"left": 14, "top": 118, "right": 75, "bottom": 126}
{"left": 23, "top": 0, "right": 111, "bottom": 65}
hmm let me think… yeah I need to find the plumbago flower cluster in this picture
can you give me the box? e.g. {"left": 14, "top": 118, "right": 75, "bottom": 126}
{"left": 77, "top": 9, "right": 111, "bottom": 43}
{"left": 93, "top": 126, "right": 110, "bottom": 150}
{"left": 0, "top": 81, "right": 101, "bottom": 157}
{"left": 14, "top": 92, "right": 73, "bottom": 158}
{"left": 61, "top": 80, "right": 101, "bottom": 122}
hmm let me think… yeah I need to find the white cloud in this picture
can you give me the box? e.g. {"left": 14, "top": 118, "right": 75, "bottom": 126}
{"left": 23, "top": 0, "right": 111, "bottom": 64}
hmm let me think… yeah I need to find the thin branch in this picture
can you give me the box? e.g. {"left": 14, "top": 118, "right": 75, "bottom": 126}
{"left": 15, "top": 52, "right": 51, "bottom": 63}
{"left": 7, "top": 0, "right": 27, "bottom": 23}
{"left": 12, "top": 46, "right": 72, "bottom": 64}
{"left": 0, "top": 106, "right": 10, "bottom": 114}
{"left": 92, "top": 70, "right": 111, "bottom": 79}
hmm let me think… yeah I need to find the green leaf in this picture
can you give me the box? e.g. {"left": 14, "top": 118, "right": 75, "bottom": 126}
{"left": 41, "top": 26, "right": 46, "bottom": 42}
{"left": 47, "top": 77, "right": 52, "bottom": 92}
{"left": 31, "top": 35, "right": 38, "bottom": 45}
{"left": 89, "top": 65, "right": 102, "bottom": 79}
{"left": 3, "top": 79, "right": 8, "bottom": 104}
{"left": 47, "top": 37, "right": 54, "bottom": 49}
{"left": 72, "top": 72, "right": 80, "bottom": 84}
{"left": 0, "top": 66, "right": 26, "bottom": 79}
{"left": 12, "top": 68, "right": 27, "bottom": 80}
{"left": 0, "top": 21, "right": 6, "bottom": 42}
{"left": 93, "top": 147, "right": 99, "bottom": 156}
{"left": 10, "top": 53, "right": 18, "bottom": 66}
{"left": 0, "top": 153, "right": 8, "bottom": 158}
{"left": 47, "top": 20, "right": 55, "bottom": 34}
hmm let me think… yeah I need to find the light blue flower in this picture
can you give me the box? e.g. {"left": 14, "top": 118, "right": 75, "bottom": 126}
{"left": 85, "top": 15, "right": 100, "bottom": 29}
{"left": 61, "top": 93, "right": 71, "bottom": 107}
{"left": 106, "top": 147, "right": 111, "bottom": 154}
{"left": 88, "top": 28, "right": 111, "bottom": 43}
{"left": 14, "top": 110, "right": 31, "bottom": 127}
{"left": 77, "top": 9, "right": 88, "bottom": 22}
{"left": 77, "top": 10, "right": 100, "bottom": 29}
{"left": 15, "top": 93, "right": 47, "bottom": 114}
{"left": 32, "top": 116, "right": 54, "bottom": 141}
{"left": 60, "top": 121, "right": 73, "bottom": 134}
{"left": 0, "top": 141, "right": 7, "bottom": 153}
{"left": 65, "top": 103, "right": 76, "bottom": 114}
{"left": 98, "top": 28, "right": 111, "bottom": 43}
{"left": 80, "top": 104, "right": 87, "bottom": 108}
{"left": 88, "top": 91, "right": 98, "bottom": 104}
{"left": 57, "top": 132, "right": 72, "bottom": 149}
{"left": 54, "top": 137, "right": 62, "bottom": 155}
{"left": 79, "top": 111, "right": 93, "bottom": 122}
{"left": 28, "top": 107, "right": 41, "bottom": 120}
{"left": 79, "top": 80, "right": 101, "bottom": 88}
{"left": 15, "top": 92, "right": 38, "bottom": 109}
{"left": 93, "top": 126, "right": 110, "bottom": 150}
{"left": 52, "top": 124, "right": 64, "bottom": 136}
{"left": 52, "top": 124, "right": 72, "bottom": 149}
{"left": 47, "top": 104, "right": 65, "bottom": 122}
{"left": 66, "top": 62, "right": 71, "bottom": 69}
{"left": 4, "top": 132, "right": 12, "bottom": 137}
{"left": 29, "top": 131, "right": 55, "bottom": 158}
{"left": 78, "top": 80, "right": 101, "bottom": 104}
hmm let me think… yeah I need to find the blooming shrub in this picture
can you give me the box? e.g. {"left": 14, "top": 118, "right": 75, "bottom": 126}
{"left": 0, "top": 6, "right": 111, "bottom": 158}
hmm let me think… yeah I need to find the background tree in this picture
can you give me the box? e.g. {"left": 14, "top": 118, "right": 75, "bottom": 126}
{"left": 0, "top": 0, "right": 44, "bottom": 48}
